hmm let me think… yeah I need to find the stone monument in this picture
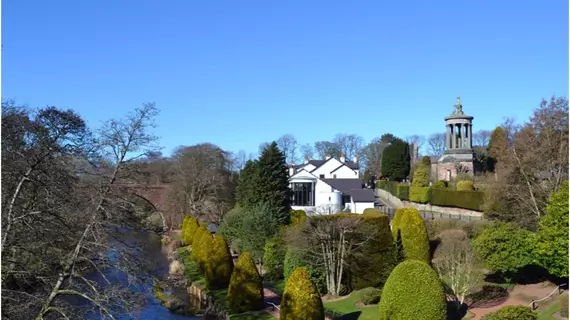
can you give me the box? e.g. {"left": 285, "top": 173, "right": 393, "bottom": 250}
{"left": 431, "top": 97, "right": 476, "bottom": 181}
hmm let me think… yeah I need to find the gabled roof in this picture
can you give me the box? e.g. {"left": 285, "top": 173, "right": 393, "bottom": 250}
{"left": 292, "top": 158, "right": 359, "bottom": 171}
{"left": 347, "top": 189, "right": 375, "bottom": 202}
{"left": 321, "top": 178, "right": 363, "bottom": 192}
{"left": 330, "top": 162, "right": 358, "bottom": 173}
{"left": 290, "top": 168, "right": 318, "bottom": 180}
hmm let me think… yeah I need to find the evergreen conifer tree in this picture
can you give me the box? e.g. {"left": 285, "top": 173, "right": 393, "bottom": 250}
{"left": 228, "top": 252, "right": 264, "bottom": 313}
{"left": 381, "top": 138, "right": 410, "bottom": 181}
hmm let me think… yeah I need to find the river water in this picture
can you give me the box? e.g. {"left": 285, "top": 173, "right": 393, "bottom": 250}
{"left": 89, "top": 229, "right": 200, "bottom": 320}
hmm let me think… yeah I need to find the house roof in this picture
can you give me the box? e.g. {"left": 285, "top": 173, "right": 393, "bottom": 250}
{"left": 347, "top": 189, "right": 375, "bottom": 202}
{"left": 293, "top": 158, "right": 359, "bottom": 171}
{"left": 321, "top": 178, "right": 363, "bottom": 192}
{"left": 207, "top": 223, "right": 219, "bottom": 233}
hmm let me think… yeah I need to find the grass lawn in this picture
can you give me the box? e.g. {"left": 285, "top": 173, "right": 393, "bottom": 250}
{"left": 537, "top": 302, "right": 562, "bottom": 320}
{"left": 263, "top": 278, "right": 286, "bottom": 295}
{"left": 229, "top": 311, "right": 277, "bottom": 319}
{"left": 323, "top": 290, "right": 379, "bottom": 320}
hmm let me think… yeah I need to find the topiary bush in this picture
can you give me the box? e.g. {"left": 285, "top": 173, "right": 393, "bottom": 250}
{"left": 378, "top": 260, "right": 446, "bottom": 320}
{"left": 350, "top": 212, "right": 394, "bottom": 289}
{"left": 412, "top": 165, "right": 430, "bottom": 187}
{"left": 399, "top": 208, "right": 430, "bottom": 263}
{"left": 192, "top": 227, "right": 213, "bottom": 271}
{"left": 190, "top": 226, "right": 207, "bottom": 262}
{"left": 184, "top": 216, "right": 199, "bottom": 245}
{"left": 283, "top": 247, "right": 326, "bottom": 294}
{"left": 205, "top": 236, "right": 233, "bottom": 289}
{"left": 359, "top": 287, "right": 382, "bottom": 305}
{"left": 409, "top": 186, "right": 431, "bottom": 203}
{"left": 481, "top": 305, "right": 537, "bottom": 320}
{"left": 228, "top": 252, "right": 264, "bottom": 313}
{"left": 363, "top": 208, "right": 379, "bottom": 215}
{"left": 456, "top": 180, "right": 475, "bottom": 191}
{"left": 432, "top": 180, "right": 448, "bottom": 189}
{"left": 280, "top": 267, "right": 325, "bottom": 320}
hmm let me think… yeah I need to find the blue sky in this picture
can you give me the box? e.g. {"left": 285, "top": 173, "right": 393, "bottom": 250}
{"left": 3, "top": 0, "right": 568, "bottom": 157}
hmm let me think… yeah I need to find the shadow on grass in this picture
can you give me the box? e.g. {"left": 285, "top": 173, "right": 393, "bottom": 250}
{"left": 446, "top": 301, "right": 469, "bottom": 320}
{"left": 466, "top": 285, "right": 509, "bottom": 309}
{"left": 326, "top": 311, "right": 362, "bottom": 320}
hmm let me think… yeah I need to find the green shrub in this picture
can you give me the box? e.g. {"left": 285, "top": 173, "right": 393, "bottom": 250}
{"left": 205, "top": 236, "right": 233, "bottom": 289}
{"left": 228, "top": 252, "right": 264, "bottom": 313}
{"left": 359, "top": 287, "right": 382, "bottom": 305}
{"left": 289, "top": 209, "right": 308, "bottom": 227}
{"left": 535, "top": 180, "right": 569, "bottom": 278}
{"left": 350, "top": 213, "right": 395, "bottom": 289}
{"left": 280, "top": 267, "right": 325, "bottom": 320}
{"left": 409, "top": 186, "right": 431, "bottom": 203}
{"left": 378, "top": 260, "right": 446, "bottom": 320}
{"left": 412, "top": 165, "right": 430, "bottom": 187}
{"left": 376, "top": 180, "right": 387, "bottom": 189}
{"left": 283, "top": 247, "right": 327, "bottom": 294}
{"left": 473, "top": 222, "right": 537, "bottom": 281}
{"left": 397, "top": 185, "right": 409, "bottom": 201}
{"left": 430, "top": 188, "right": 484, "bottom": 211}
{"left": 560, "top": 291, "right": 568, "bottom": 317}
{"left": 399, "top": 208, "right": 430, "bottom": 263}
{"left": 184, "top": 216, "right": 199, "bottom": 245}
{"left": 385, "top": 181, "right": 399, "bottom": 196}
{"left": 391, "top": 208, "right": 409, "bottom": 241}
{"left": 192, "top": 227, "right": 212, "bottom": 271}
{"left": 481, "top": 305, "right": 537, "bottom": 320}
{"left": 421, "top": 156, "right": 431, "bottom": 167}
{"left": 432, "top": 180, "right": 448, "bottom": 189}
{"left": 190, "top": 226, "right": 207, "bottom": 262}
{"left": 263, "top": 231, "right": 286, "bottom": 281}
{"left": 457, "top": 180, "right": 475, "bottom": 191}
{"left": 363, "top": 208, "right": 379, "bottom": 215}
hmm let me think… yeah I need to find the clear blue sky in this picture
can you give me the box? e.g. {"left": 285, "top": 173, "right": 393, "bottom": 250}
{"left": 3, "top": 0, "right": 568, "bottom": 157}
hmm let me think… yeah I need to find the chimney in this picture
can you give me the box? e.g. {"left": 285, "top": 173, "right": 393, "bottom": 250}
{"left": 340, "top": 153, "right": 346, "bottom": 163}
{"left": 325, "top": 153, "right": 331, "bottom": 160}
{"left": 353, "top": 156, "right": 358, "bottom": 163}
{"left": 289, "top": 163, "right": 295, "bottom": 176}
{"left": 304, "top": 156, "right": 309, "bottom": 164}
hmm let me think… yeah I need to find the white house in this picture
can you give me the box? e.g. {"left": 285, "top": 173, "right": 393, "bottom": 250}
{"left": 288, "top": 154, "right": 375, "bottom": 215}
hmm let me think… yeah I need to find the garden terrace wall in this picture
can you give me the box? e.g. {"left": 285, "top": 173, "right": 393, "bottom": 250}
{"left": 375, "top": 189, "right": 483, "bottom": 218}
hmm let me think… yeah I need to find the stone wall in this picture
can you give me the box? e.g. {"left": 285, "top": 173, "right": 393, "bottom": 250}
{"left": 375, "top": 189, "right": 483, "bottom": 217}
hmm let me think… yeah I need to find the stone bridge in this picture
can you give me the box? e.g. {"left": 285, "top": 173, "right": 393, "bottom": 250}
{"left": 114, "top": 183, "right": 177, "bottom": 230}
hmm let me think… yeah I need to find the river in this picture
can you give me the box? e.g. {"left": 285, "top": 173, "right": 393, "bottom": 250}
{"left": 88, "top": 229, "right": 201, "bottom": 320}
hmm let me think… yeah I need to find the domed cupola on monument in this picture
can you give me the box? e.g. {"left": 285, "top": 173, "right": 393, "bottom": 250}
{"left": 431, "top": 97, "right": 476, "bottom": 181}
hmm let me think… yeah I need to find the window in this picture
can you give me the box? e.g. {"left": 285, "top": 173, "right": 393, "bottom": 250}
{"left": 291, "top": 182, "right": 315, "bottom": 206}
{"left": 319, "top": 174, "right": 325, "bottom": 179}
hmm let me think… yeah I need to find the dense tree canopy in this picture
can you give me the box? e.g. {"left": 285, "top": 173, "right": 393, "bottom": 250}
{"left": 381, "top": 138, "right": 411, "bottom": 181}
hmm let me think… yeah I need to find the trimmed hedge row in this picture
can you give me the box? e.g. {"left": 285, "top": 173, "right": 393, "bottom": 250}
{"left": 376, "top": 180, "right": 484, "bottom": 211}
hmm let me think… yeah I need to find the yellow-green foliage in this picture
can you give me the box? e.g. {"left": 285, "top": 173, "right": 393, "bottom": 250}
{"left": 290, "top": 209, "right": 308, "bottom": 227}
{"left": 456, "top": 180, "right": 474, "bottom": 191}
{"left": 362, "top": 208, "right": 379, "bottom": 215}
{"left": 409, "top": 186, "right": 431, "bottom": 203}
{"left": 280, "top": 267, "right": 324, "bottom": 320}
{"left": 184, "top": 217, "right": 199, "bottom": 245}
{"left": 391, "top": 208, "right": 408, "bottom": 241}
{"left": 190, "top": 226, "right": 208, "bottom": 264}
{"left": 379, "top": 260, "right": 447, "bottom": 320}
{"left": 412, "top": 165, "right": 430, "bottom": 187}
{"left": 399, "top": 208, "right": 430, "bottom": 263}
{"left": 205, "top": 236, "right": 233, "bottom": 289}
{"left": 228, "top": 252, "right": 264, "bottom": 313}
{"left": 196, "top": 232, "right": 213, "bottom": 271}
{"left": 181, "top": 216, "right": 190, "bottom": 245}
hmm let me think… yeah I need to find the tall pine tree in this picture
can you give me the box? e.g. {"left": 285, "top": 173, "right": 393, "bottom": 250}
{"left": 381, "top": 138, "right": 411, "bottom": 181}
{"left": 235, "top": 142, "right": 291, "bottom": 225}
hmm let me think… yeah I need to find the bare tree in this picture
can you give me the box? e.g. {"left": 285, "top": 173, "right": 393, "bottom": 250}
{"left": 232, "top": 149, "right": 248, "bottom": 171}
{"left": 427, "top": 132, "right": 446, "bottom": 156}
{"left": 297, "top": 216, "right": 373, "bottom": 296}
{"left": 1, "top": 102, "right": 161, "bottom": 319}
{"left": 314, "top": 141, "right": 340, "bottom": 159}
{"left": 433, "top": 230, "right": 483, "bottom": 310}
{"left": 276, "top": 134, "right": 298, "bottom": 164}
{"left": 472, "top": 130, "right": 492, "bottom": 147}
{"left": 406, "top": 135, "right": 426, "bottom": 153}
{"left": 360, "top": 137, "right": 390, "bottom": 177}
{"left": 299, "top": 143, "right": 314, "bottom": 161}
{"left": 168, "top": 143, "right": 236, "bottom": 221}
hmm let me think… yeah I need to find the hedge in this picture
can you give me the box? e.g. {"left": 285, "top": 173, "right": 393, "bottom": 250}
{"left": 399, "top": 208, "right": 430, "bottom": 263}
{"left": 205, "top": 236, "right": 233, "bottom": 289}
{"left": 481, "top": 305, "right": 537, "bottom": 320}
{"left": 378, "top": 260, "right": 447, "bottom": 320}
{"left": 363, "top": 208, "right": 379, "bottom": 215}
{"left": 384, "top": 181, "right": 399, "bottom": 197}
{"left": 349, "top": 212, "right": 395, "bottom": 289}
{"left": 228, "top": 252, "right": 264, "bottom": 313}
{"left": 432, "top": 180, "right": 448, "bottom": 189}
{"left": 376, "top": 180, "right": 387, "bottom": 189}
{"left": 412, "top": 165, "right": 430, "bottom": 187}
{"left": 457, "top": 180, "right": 475, "bottom": 191}
{"left": 430, "top": 189, "right": 484, "bottom": 211}
{"left": 396, "top": 185, "right": 409, "bottom": 201}
{"left": 409, "top": 186, "right": 430, "bottom": 203}
{"left": 280, "top": 267, "right": 325, "bottom": 320}
{"left": 184, "top": 216, "right": 199, "bottom": 245}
